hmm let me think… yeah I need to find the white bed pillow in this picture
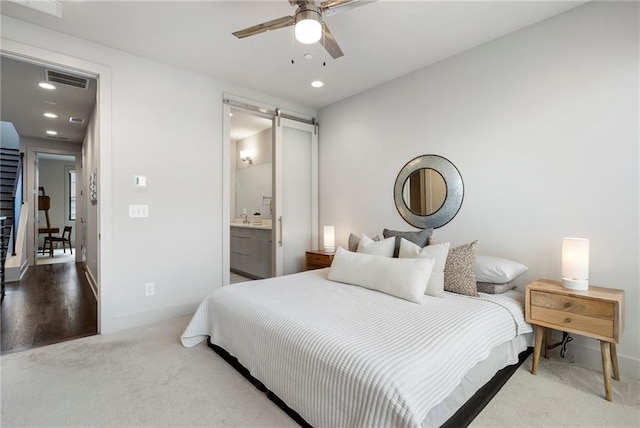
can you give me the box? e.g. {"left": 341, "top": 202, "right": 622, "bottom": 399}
{"left": 328, "top": 247, "right": 434, "bottom": 303}
{"left": 398, "top": 238, "right": 450, "bottom": 297}
{"left": 356, "top": 234, "right": 395, "bottom": 257}
{"left": 476, "top": 255, "right": 528, "bottom": 283}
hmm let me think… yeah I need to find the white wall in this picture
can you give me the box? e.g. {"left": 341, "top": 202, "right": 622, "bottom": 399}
{"left": 2, "top": 16, "right": 316, "bottom": 333}
{"left": 319, "top": 2, "right": 639, "bottom": 377}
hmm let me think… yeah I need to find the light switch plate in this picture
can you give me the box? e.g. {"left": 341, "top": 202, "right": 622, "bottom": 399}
{"left": 134, "top": 175, "right": 147, "bottom": 187}
{"left": 129, "top": 204, "right": 149, "bottom": 218}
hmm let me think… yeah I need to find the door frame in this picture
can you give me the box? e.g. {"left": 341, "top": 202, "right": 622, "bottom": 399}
{"left": 29, "top": 149, "right": 82, "bottom": 266}
{"left": 1, "top": 39, "right": 112, "bottom": 334}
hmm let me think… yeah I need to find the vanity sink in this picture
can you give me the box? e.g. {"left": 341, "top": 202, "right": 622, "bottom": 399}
{"left": 231, "top": 219, "right": 272, "bottom": 230}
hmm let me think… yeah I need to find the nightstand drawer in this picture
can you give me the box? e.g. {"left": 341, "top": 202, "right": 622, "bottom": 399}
{"left": 305, "top": 250, "right": 335, "bottom": 270}
{"left": 530, "top": 290, "right": 614, "bottom": 319}
{"left": 307, "top": 253, "right": 331, "bottom": 265}
{"left": 530, "top": 306, "right": 614, "bottom": 339}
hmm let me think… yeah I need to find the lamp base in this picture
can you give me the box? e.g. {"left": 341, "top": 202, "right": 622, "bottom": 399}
{"left": 561, "top": 277, "right": 589, "bottom": 291}
{"left": 323, "top": 246, "right": 335, "bottom": 253}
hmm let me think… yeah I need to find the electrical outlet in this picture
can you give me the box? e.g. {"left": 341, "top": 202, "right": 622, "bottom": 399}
{"left": 145, "top": 282, "right": 155, "bottom": 296}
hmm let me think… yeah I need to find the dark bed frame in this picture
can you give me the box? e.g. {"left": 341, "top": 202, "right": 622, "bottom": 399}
{"left": 208, "top": 339, "right": 532, "bottom": 428}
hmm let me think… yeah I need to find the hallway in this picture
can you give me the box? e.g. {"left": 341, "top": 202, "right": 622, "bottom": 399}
{"left": 1, "top": 262, "right": 97, "bottom": 354}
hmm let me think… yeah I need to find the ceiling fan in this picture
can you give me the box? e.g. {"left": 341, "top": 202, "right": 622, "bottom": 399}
{"left": 232, "top": 0, "right": 375, "bottom": 59}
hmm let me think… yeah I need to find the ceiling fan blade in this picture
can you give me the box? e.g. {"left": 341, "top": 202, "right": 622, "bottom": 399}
{"left": 320, "top": 23, "right": 344, "bottom": 59}
{"left": 320, "top": 0, "right": 376, "bottom": 16}
{"left": 232, "top": 15, "right": 295, "bottom": 39}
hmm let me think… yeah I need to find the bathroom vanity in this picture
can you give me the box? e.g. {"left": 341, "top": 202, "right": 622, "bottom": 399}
{"left": 230, "top": 222, "right": 272, "bottom": 279}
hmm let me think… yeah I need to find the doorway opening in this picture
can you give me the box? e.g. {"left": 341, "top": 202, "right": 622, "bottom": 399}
{"left": 229, "top": 108, "right": 274, "bottom": 283}
{"left": 222, "top": 96, "right": 319, "bottom": 287}
{"left": 35, "top": 153, "right": 78, "bottom": 266}
{"left": 0, "top": 43, "right": 106, "bottom": 349}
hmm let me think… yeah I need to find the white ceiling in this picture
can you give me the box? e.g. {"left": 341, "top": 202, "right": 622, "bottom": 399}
{"left": 0, "top": 56, "right": 97, "bottom": 143}
{"left": 1, "top": 0, "right": 585, "bottom": 111}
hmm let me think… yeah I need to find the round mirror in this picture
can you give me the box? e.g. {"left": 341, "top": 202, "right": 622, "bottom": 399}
{"left": 394, "top": 155, "right": 464, "bottom": 229}
{"left": 402, "top": 168, "right": 447, "bottom": 216}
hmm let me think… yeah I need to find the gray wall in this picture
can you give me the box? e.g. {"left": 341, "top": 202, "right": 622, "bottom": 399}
{"left": 318, "top": 2, "right": 639, "bottom": 376}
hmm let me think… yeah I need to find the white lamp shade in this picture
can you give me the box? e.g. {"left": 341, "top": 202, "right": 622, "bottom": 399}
{"left": 295, "top": 18, "right": 322, "bottom": 44}
{"left": 323, "top": 226, "right": 335, "bottom": 252}
{"left": 561, "top": 237, "right": 589, "bottom": 290}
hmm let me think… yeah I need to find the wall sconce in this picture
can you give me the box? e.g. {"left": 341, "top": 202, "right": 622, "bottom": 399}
{"left": 323, "top": 225, "right": 335, "bottom": 253}
{"left": 561, "top": 237, "right": 590, "bottom": 290}
{"left": 240, "top": 149, "right": 254, "bottom": 165}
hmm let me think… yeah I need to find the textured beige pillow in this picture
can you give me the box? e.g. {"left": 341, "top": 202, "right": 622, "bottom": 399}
{"left": 444, "top": 240, "right": 479, "bottom": 296}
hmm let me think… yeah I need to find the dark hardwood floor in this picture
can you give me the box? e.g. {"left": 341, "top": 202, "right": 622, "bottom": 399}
{"left": 1, "top": 262, "right": 97, "bottom": 354}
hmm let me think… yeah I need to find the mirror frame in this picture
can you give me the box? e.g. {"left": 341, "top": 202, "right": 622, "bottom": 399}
{"left": 393, "top": 154, "right": 464, "bottom": 229}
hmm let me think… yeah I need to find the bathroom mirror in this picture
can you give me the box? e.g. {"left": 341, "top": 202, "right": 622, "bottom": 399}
{"left": 235, "top": 162, "right": 272, "bottom": 219}
{"left": 394, "top": 155, "right": 464, "bottom": 229}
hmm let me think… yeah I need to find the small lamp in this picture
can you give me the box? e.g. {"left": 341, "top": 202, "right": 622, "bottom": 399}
{"left": 561, "top": 237, "right": 589, "bottom": 290}
{"left": 323, "top": 226, "right": 335, "bottom": 253}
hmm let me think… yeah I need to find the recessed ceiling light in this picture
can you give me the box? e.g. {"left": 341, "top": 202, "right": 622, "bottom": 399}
{"left": 39, "top": 82, "right": 56, "bottom": 90}
{"left": 311, "top": 80, "right": 324, "bottom": 88}
{"left": 43, "top": 112, "right": 58, "bottom": 118}
{"left": 46, "top": 130, "right": 58, "bottom": 135}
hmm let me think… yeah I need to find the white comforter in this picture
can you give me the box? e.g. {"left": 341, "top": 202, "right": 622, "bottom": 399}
{"left": 181, "top": 269, "right": 531, "bottom": 428}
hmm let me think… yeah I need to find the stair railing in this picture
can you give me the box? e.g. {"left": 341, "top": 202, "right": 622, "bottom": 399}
{"left": 10, "top": 153, "right": 24, "bottom": 256}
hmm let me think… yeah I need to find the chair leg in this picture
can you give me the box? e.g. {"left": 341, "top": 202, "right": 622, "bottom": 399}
{"left": 69, "top": 240, "right": 73, "bottom": 255}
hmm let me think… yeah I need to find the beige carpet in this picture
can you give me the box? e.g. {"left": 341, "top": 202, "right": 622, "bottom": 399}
{"left": 1, "top": 316, "right": 638, "bottom": 427}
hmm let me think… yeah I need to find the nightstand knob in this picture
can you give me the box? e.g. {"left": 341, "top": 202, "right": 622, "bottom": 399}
{"left": 564, "top": 302, "right": 572, "bottom": 308}
{"left": 564, "top": 317, "right": 572, "bottom": 323}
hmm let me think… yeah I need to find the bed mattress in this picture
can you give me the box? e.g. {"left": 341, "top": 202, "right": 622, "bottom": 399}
{"left": 182, "top": 268, "right": 532, "bottom": 428}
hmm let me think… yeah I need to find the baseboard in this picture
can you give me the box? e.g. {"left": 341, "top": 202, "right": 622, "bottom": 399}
{"left": 83, "top": 264, "right": 98, "bottom": 301}
{"left": 101, "top": 302, "right": 199, "bottom": 335}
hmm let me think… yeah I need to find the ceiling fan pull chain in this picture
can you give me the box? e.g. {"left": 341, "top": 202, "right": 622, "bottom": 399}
{"left": 291, "top": 24, "right": 295, "bottom": 64}
{"left": 322, "top": 22, "right": 326, "bottom": 67}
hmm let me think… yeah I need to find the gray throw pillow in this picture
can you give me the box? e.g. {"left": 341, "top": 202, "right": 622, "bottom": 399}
{"left": 382, "top": 228, "right": 433, "bottom": 258}
{"left": 476, "top": 281, "right": 515, "bottom": 294}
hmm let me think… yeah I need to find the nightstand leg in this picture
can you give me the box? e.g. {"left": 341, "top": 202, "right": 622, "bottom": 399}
{"left": 544, "top": 328, "right": 552, "bottom": 359}
{"left": 610, "top": 343, "right": 620, "bottom": 381}
{"left": 532, "top": 326, "right": 544, "bottom": 375}
{"left": 600, "top": 341, "right": 613, "bottom": 401}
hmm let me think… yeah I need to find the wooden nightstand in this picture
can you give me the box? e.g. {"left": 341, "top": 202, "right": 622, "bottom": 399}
{"left": 305, "top": 250, "right": 335, "bottom": 271}
{"left": 525, "top": 279, "right": 625, "bottom": 401}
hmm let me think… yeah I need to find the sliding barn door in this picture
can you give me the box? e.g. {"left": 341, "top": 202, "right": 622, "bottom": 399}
{"left": 273, "top": 117, "right": 318, "bottom": 276}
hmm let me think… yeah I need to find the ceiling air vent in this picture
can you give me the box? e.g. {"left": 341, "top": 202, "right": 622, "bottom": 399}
{"left": 69, "top": 116, "right": 85, "bottom": 124}
{"left": 45, "top": 69, "right": 89, "bottom": 90}
{"left": 46, "top": 135, "right": 70, "bottom": 141}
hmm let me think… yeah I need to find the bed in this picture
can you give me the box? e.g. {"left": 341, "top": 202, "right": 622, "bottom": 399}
{"left": 181, "top": 266, "right": 533, "bottom": 428}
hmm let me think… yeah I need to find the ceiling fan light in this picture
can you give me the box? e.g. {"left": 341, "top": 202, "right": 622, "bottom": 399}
{"left": 295, "top": 9, "right": 322, "bottom": 44}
